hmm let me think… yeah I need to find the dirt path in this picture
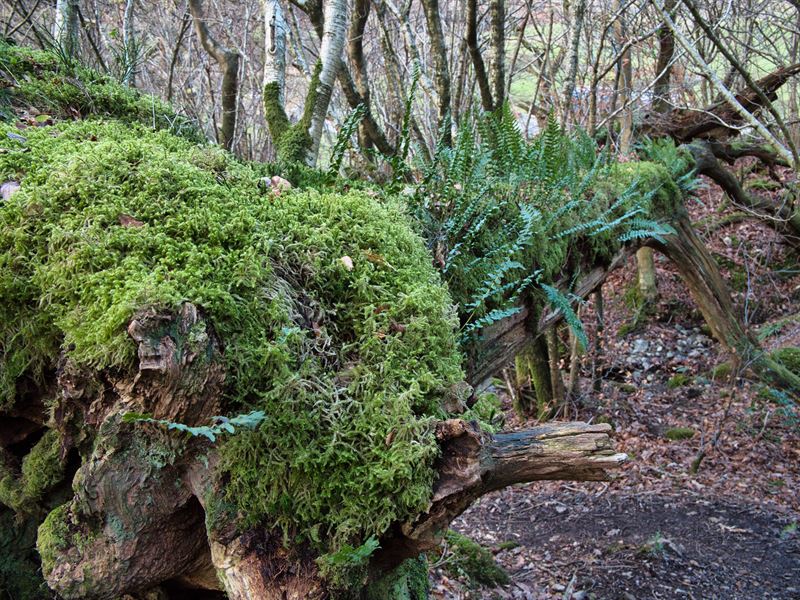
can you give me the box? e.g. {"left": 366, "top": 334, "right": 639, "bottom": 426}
{"left": 442, "top": 488, "right": 800, "bottom": 599}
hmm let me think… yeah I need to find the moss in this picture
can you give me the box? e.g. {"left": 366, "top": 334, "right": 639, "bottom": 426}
{"left": 664, "top": 427, "right": 695, "bottom": 441}
{"left": 667, "top": 374, "right": 692, "bottom": 389}
{"left": 0, "top": 429, "right": 66, "bottom": 513}
{"left": 36, "top": 503, "right": 71, "bottom": 577}
{"left": 771, "top": 347, "right": 800, "bottom": 374}
{"left": 0, "top": 41, "right": 202, "bottom": 142}
{"left": 264, "top": 61, "right": 322, "bottom": 165}
{"left": 0, "top": 117, "right": 464, "bottom": 562}
{"left": 365, "top": 555, "right": 429, "bottom": 600}
{"left": 443, "top": 530, "right": 509, "bottom": 588}
{"left": 710, "top": 362, "right": 732, "bottom": 380}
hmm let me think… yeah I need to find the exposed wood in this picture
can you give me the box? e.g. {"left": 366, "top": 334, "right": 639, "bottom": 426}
{"left": 372, "top": 420, "right": 626, "bottom": 569}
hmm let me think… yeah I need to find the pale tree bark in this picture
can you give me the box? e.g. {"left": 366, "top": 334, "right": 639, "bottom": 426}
{"left": 122, "top": 0, "right": 136, "bottom": 86}
{"left": 489, "top": 0, "right": 505, "bottom": 108}
{"left": 306, "top": 0, "right": 349, "bottom": 164}
{"left": 53, "top": 0, "right": 79, "bottom": 57}
{"left": 188, "top": 0, "right": 241, "bottom": 151}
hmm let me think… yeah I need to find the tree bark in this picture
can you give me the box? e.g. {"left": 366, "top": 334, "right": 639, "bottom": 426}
{"left": 467, "top": 0, "right": 494, "bottom": 112}
{"left": 306, "top": 0, "right": 349, "bottom": 164}
{"left": 53, "top": 0, "right": 79, "bottom": 58}
{"left": 188, "top": 0, "right": 240, "bottom": 151}
{"left": 420, "top": 0, "right": 452, "bottom": 142}
{"left": 489, "top": 0, "right": 505, "bottom": 108}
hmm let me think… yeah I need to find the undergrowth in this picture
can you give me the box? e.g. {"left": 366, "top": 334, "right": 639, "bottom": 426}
{"left": 410, "top": 107, "right": 679, "bottom": 347}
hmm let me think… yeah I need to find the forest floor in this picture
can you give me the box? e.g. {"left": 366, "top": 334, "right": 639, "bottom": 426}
{"left": 431, "top": 174, "right": 800, "bottom": 599}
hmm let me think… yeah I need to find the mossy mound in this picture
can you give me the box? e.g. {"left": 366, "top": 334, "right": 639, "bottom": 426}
{"left": 664, "top": 427, "right": 696, "bottom": 441}
{"left": 0, "top": 116, "right": 463, "bottom": 556}
{"left": 771, "top": 347, "right": 800, "bottom": 375}
{"left": 0, "top": 40, "right": 201, "bottom": 141}
{"left": 443, "top": 530, "right": 510, "bottom": 588}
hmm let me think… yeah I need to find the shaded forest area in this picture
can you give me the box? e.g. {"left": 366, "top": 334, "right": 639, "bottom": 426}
{"left": 0, "top": 0, "right": 799, "bottom": 598}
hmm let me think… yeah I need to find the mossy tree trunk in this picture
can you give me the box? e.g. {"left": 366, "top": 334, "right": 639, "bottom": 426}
{"left": 648, "top": 211, "right": 800, "bottom": 393}
{"left": 53, "top": 0, "right": 80, "bottom": 58}
{"left": 18, "top": 304, "right": 625, "bottom": 599}
{"left": 514, "top": 336, "right": 553, "bottom": 419}
{"left": 262, "top": 0, "right": 349, "bottom": 166}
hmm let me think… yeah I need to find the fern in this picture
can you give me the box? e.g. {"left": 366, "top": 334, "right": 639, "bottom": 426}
{"left": 328, "top": 103, "right": 366, "bottom": 177}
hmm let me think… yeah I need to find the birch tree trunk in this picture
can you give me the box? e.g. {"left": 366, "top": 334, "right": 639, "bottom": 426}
{"left": 489, "top": 0, "right": 505, "bottom": 108}
{"left": 306, "top": 0, "right": 349, "bottom": 165}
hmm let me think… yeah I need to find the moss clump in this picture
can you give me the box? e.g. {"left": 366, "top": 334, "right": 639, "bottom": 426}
{"left": 664, "top": 427, "right": 695, "bottom": 441}
{"left": 667, "top": 374, "right": 692, "bottom": 389}
{"left": 771, "top": 347, "right": 800, "bottom": 374}
{"left": 0, "top": 430, "right": 66, "bottom": 513}
{"left": 365, "top": 555, "right": 429, "bottom": 600}
{"left": 1, "top": 117, "right": 463, "bottom": 563}
{"left": 0, "top": 41, "right": 202, "bottom": 141}
{"left": 36, "top": 503, "right": 71, "bottom": 577}
{"left": 443, "top": 530, "right": 510, "bottom": 588}
{"left": 710, "top": 362, "right": 732, "bottom": 380}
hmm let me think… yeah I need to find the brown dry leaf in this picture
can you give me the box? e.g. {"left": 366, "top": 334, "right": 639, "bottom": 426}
{"left": 118, "top": 214, "right": 145, "bottom": 228}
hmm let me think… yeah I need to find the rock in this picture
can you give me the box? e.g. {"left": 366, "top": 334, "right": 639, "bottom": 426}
{"left": 632, "top": 339, "right": 649, "bottom": 354}
{"left": 1, "top": 180, "right": 19, "bottom": 201}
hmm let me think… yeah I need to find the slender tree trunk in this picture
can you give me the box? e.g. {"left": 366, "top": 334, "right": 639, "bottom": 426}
{"left": 592, "top": 288, "right": 604, "bottom": 393}
{"left": 122, "top": 0, "right": 136, "bottom": 86}
{"left": 53, "top": 0, "right": 79, "bottom": 57}
{"left": 307, "top": 0, "right": 349, "bottom": 164}
{"left": 546, "top": 327, "right": 565, "bottom": 410}
{"left": 514, "top": 336, "right": 553, "bottom": 419}
{"left": 467, "top": 0, "right": 494, "bottom": 112}
{"left": 489, "top": 0, "right": 505, "bottom": 108}
{"left": 561, "top": 0, "right": 587, "bottom": 127}
{"left": 421, "top": 0, "right": 452, "bottom": 142}
{"left": 188, "top": 0, "right": 240, "bottom": 151}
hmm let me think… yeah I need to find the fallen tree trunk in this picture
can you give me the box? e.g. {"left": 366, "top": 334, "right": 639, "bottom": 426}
{"left": 30, "top": 305, "right": 626, "bottom": 599}
{"left": 640, "top": 63, "right": 800, "bottom": 143}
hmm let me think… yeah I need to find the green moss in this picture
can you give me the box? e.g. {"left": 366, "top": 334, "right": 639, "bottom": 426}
{"left": 36, "top": 503, "right": 71, "bottom": 577}
{"left": 264, "top": 61, "right": 323, "bottom": 165}
{"left": 365, "top": 555, "right": 429, "bottom": 600}
{"left": 443, "top": 530, "right": 509, "bottom": 588}
{"left": 664, "top": 427, "right": 695, "bottom": 440}
{"left": 0, "top": 429, "right": 66, "bottom": 513}
{"left": 667, "top": 374, "right": 692, "bottom": 389}
{"left": 0, "top": 117, "right": 463, "bottom": 563}
{"left": 0, "top": 41, "right": 202, "bottom": 141}
{"left": 710, "top": 362, "right": 732, "bottom": 380}
{"left": 771, "top": 347, "right": 800, "bottom": 374}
